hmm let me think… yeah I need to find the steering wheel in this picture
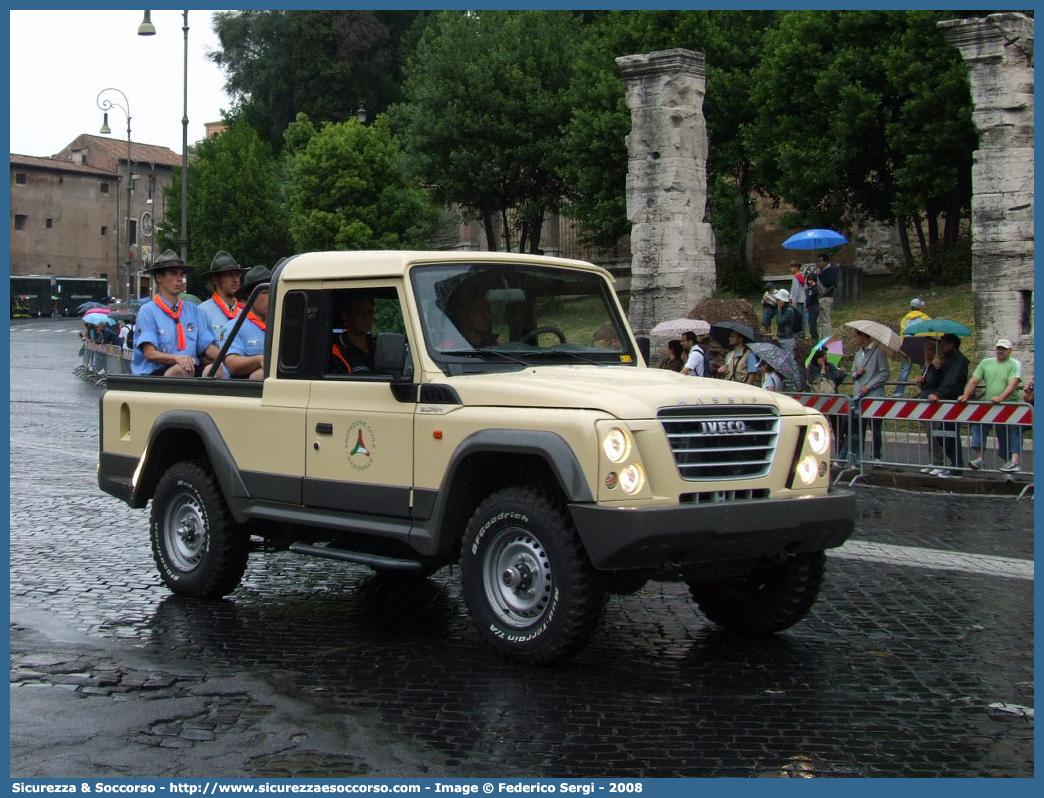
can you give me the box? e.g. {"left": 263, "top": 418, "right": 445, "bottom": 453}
{"left": 520, "top": 326, "right": 567, "bottom": 346}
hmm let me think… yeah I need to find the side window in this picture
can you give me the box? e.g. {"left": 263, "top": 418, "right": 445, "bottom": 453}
{"left": 326, "top": 287, "right": 407, "bottom": 378}
{"left": 278, "top": 291, "right": 307, "bottom": 373}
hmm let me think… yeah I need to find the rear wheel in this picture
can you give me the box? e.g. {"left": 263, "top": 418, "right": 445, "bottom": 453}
{"left": 150, "top": 461, "right": 249, "bottom": 599}
{"left": 460, "top": 486, "right": 606, "bottom": 665}
{"left": 688, "top": 551, "right": 826, "bottom": 633}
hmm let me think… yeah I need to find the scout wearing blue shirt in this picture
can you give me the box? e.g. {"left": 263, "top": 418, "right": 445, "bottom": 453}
{"left": 131, "top": 250, "right": 222, "bottom": 377}
{"left": 222, "top": 265, "right": 272, "bottom": 380}
{"left": 197, "top": 250, "right": 248, "bottom": 342}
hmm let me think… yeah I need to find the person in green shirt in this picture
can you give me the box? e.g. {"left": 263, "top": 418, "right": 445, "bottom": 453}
{"left": 958, "top": 338, "right": 1024, "bottom": 472}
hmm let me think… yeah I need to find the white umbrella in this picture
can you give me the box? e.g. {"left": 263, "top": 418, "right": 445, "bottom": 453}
{"left": 649, "top": 318, "right": 710, "bottom": 338}
{"left": 844, "top": 319, "right": 902, "bottom": 352}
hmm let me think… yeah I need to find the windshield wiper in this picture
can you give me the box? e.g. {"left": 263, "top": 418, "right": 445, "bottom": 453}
{"left": 516, "top": 348, "right": 606, "bottom": 366}
{"left": 439, "top": 348, "right": 530, "bottom": 366}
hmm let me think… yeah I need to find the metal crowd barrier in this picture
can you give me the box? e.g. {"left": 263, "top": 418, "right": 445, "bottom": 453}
{"left": 855, "top": 396, "right": 1033, "bottom": 497}
{"left": 785, "top": 392, "right": 1033, "bottom": 497}
{"left": 74, "top": 341, "right": 132, "bottom": 385}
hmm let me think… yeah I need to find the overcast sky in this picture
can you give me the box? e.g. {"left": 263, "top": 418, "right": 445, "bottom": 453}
{"left": 9, "top": 9, "right": 232, "bottom": 158}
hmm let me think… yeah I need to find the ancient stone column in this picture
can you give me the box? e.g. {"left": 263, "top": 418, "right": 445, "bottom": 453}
{"left": 940, "top": 13, "right": 1034, "bottom": 376}
{"left": 616, "top": 49, "right": 716, "bottom": 336}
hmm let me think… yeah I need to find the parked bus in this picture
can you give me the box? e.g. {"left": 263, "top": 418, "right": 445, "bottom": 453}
{"left": 54, "top": 276, "right": 109, "bottom": 316}
{"left": 10, "top": 275, "right": 55, "bottom": 318}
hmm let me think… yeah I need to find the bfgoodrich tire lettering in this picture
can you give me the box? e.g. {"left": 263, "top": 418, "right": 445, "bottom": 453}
{"left": 688, "top": 551, "right": 827, "bottom": 633}
{"left": 460, "top": 486, "right": 606, "bottom": 665}
{"left": 150, "top": 460, "right": 249, "bottom": 599}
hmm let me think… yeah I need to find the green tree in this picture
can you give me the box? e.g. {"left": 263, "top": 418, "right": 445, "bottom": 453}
{"left": 392, "top": 10, "right": 579, "bottom": 253}
{"left": 211, "top": 10, "right": 423, "bottom": 152}
{"left": 158, "top": 123, "right": 292, "bottom": 294}
{"left": 282, "top": 113, "right": 441, "bottom": 251}
{"left": 745, "top": 10, "right": 978, "bottom": 271}
{"left": 559, "top": 10, "right": 778, "bottom": 289}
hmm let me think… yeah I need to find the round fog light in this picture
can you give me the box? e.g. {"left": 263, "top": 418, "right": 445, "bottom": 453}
{"left": 620, "top": 464, "right": 645, "bottom": 494}
{"left": 605, "top": 472, "right": 618, "bottom": 490}
{"left": 796, "top": 455, "right": 818, "bottom": 485}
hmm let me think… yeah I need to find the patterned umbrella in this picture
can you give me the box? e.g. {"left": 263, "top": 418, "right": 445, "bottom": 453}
{"left": 844, "top": 319, "right": 902, "bottom": 352}
{"left": 750, "top": 342, "right": 800, "bottom": 384}
{"left": 649, "top": 318, "right": 711, "bottom": 337}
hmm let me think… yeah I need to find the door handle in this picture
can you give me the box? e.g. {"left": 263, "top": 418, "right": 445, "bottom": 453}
{"left": 315, "top": 423, "right": 333, "bottom": 435}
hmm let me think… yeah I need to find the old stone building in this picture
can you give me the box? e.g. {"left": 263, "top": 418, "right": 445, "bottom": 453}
{"left": 941, "top": 12, "right": 1034, "bottom": 376}
{"left": 10, "top": 135, "right": 180, "bottom": 299}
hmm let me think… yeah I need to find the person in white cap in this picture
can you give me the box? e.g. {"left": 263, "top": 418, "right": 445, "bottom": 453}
{"left": 958, "top": 338, "right": 1024, "bottom": 472}
{"left": 894, "top": 298, "right": 932, "bottom": 396}
{"left": 773, "top": 288, "right": 799, "bottom": 358}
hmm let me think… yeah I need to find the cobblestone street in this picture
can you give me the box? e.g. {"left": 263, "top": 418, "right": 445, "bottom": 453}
{"left": 10, "top": 318, "right": 1035, "bottom": 778}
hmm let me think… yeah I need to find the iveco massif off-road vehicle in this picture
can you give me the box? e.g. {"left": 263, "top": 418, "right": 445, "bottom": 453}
{"left": 98, "top": 251, "right": 855, "bottom": 664}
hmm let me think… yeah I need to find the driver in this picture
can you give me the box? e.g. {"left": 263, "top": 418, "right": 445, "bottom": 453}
{"left": 452, "top": 290, "right": 498, "bottom": 347}
{"left": 330, "top": 291, "right": 376, "bottom": 374}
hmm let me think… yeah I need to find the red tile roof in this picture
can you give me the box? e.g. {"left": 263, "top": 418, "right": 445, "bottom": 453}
{"left": 66, "top": 134, "right": 182, "bottom": 168}
{"left": 10, "top": 153, "right": 115, "bottom": 177}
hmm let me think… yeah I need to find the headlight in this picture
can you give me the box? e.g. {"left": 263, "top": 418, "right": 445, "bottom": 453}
{"left": 620, "top": 464, "right": 645, "bottom": 494}
{"left": 602, "top": 428, "right": 631, "bottom": 463}
{"left": 808, "top": 422, "right": 830, "bottom": 455}
{"left": 796, "top": 455, "right": 818, "bottom": 485}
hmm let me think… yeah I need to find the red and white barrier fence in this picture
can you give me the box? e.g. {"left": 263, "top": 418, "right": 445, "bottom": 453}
{"left": 859, "top": 397, "right": 1032, "bottom": 426}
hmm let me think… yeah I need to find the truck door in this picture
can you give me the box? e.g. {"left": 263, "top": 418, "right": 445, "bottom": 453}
{"left": 303, "top": 285, "right": 416, "bottom": 519}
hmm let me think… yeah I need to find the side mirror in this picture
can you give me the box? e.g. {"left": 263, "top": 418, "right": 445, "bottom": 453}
{"left": 375, "top": 332, "right": 407, "bottom": 381}
{"left": 635, "top": 335, "right": 651, "bottom": 366}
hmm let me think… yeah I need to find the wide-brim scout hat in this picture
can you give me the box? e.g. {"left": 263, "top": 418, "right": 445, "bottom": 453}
{"left": 235, "top": 265, "right": 273, "bottom": 300}
{"left": 200, "top": 250, "right": 248, "bottom": 282}
{"left": 142, "top": 249, "right": 195, "bottom": 275}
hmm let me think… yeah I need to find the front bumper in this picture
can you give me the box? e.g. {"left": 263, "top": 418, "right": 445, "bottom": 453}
{"left": 569, "top": 489, "right": 856, "bottom": 573}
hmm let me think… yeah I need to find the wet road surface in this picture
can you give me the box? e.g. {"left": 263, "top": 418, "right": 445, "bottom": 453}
{"left": 9, "top": 318, "right": 1034, "bottom": 778}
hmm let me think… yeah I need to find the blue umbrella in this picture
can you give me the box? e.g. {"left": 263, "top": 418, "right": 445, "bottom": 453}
{"left": 76, "top": 301, "right": 107, "bottom": 314}
{"left": 83, "top": 312, "right": 110, "bottom": 325}
{"left": 903, "top": 318, "right": 971, "bottom": 337}
{"left": 782, "top": 229, "right": 848, "bottom": 250}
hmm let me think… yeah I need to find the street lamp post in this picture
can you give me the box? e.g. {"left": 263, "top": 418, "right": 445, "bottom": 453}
{"left": 139, "top": 9, "right": 189, "bottom": 264}
{"left": 97, "top": 87, "right": 133, "bottom": 303}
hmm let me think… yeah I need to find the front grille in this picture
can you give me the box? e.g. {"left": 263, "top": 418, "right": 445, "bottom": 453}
{"left": 659, "top": 405, "right": 780, "bottom": 480}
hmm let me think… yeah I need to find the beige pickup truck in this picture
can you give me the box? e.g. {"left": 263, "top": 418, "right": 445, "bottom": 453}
{"left": 99, "top": 251, "right": 855, "bottom": 664}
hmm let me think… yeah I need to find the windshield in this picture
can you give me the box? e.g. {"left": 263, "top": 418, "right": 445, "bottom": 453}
{"left": 410, "top": 262, "right": 637, "bottom": 374}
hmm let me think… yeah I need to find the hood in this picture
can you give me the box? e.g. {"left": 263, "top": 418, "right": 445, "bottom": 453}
{"left": 441, "top": 365, "right": 806, "bottom": 419}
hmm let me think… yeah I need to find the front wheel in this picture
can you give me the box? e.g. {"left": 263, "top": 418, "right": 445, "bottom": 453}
{"left": 688, "top": 551, "right": 827, "bottom": 634}
{"left": 460, "top": 487, "right": 606, "bottom": 665}
{"left": 150, "top": 461, "right": 249, "bottom": 599}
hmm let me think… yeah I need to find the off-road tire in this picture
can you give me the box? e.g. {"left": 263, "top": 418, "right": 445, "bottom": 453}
{"left": 688, "top": 551, "right": 827, "bottom": 634}
{"left": 460, "top": 486, "right": 606, "bottom": 665}
{"left": 150, "top": 460, "right": 249, "bottom": 599}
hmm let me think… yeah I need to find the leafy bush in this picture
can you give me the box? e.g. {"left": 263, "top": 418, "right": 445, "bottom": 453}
{"left": 715, "top": 251, "right": 762, "bottom": 297}
{"left": 892, "top": 234, "right": 972, "bottom": 287}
